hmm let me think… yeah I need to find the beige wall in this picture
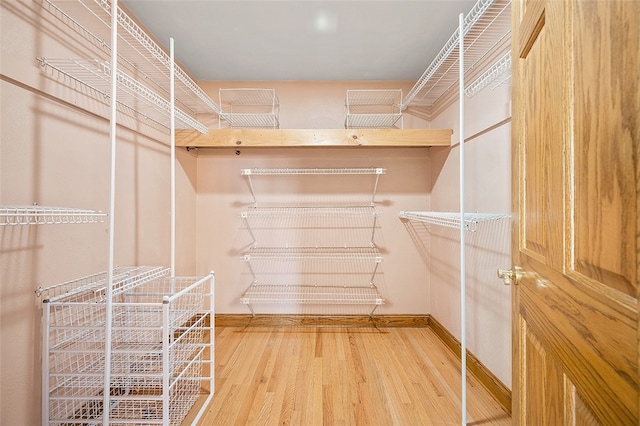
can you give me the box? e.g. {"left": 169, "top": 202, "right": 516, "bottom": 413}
{"left": 194, "top": 146, "right": 431, "bottom": 315}
{"left": 429, "top": 84, "right": 512, "bottom": 387}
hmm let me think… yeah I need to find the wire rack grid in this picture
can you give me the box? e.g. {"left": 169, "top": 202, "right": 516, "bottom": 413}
{"left": 44, "top": 0, "right": 220, "bottom": 116}
{"left": 41, "top": 269, "right": 214, "bottom": 426}
{"left": 402, "top": 0, "right": 511, "bottom": 109}
{"left": 399, "top": 211, "right": 511, "bottom": 232}
{"left": 345, "top": 89, "right": 403, "bottom": 129}
{"left": 465, "top": 51, "right": 511, "bottom": 97}
{"left": 0, "top": 205, "right": 107, "bottom": 226}
{"left": 219, "top": 88, "right": 280, "bottom": 129}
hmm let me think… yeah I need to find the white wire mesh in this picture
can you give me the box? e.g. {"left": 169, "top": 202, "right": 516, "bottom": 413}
{"left": 0, "top": 206, "right": 106, "bottom": 226}
{"left": 403, "top": 0, "right": 511, "bottom": 108}
{"left": 241, "top": 285, "right": 384, "bottom": 305}
{"left": 465, "top": 51, "right": 511, "bottom": 97}
{"left": 345, "top": 113, "right": 403, "bottom": 129}
{"left": 42, "top": 271, "right": 213, "bottom": 425}
{"left": 242, "top": 167, "right": 385, "bottom": 175}
{"left": 241, "top": 247, "right": 383, "bottom": 289}
{"left": 399, "top": 211, "right": 510, "bottom": 232}
{"left": 345, "top": 90, "right": 402, "bottom": 129}
{"left": 224, "top": 114, "right": 280, "bottom": 129}
{"left": 220, "top": 88, "right": 279, "bottom": 106}
{"left": 219, "top": 88, "right": 279, "bottom": 129}
{"left": 44, "top": 0, "right": 220, "bottom": 116}
{"left": 241, "top": 207, "right": 381, "bottom": 248}
{"left": 38, "top": 58, "right": 208, "bottom": 133}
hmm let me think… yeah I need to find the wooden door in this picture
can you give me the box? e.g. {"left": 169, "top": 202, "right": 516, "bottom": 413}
{"left": 511, "top": 0, "right": 639, "bottom": 424}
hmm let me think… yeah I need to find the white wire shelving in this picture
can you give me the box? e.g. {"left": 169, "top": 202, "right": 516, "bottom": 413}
{"left": 39, "top": 267, "right": 215, "bottom": 426}
{"left": 402, "top": 0, "right": 511, "bottom": 109}
{"left": 399, "top": 211, "right": 510, "bottom": 232}
{"left": 242, "top": 247, "right": 383, "bottom": 284}
{"left": 464, "top": 51, "right": 511, "bottom": 97}
{"left": 242, "top": 167, "right": 385, "bottom": 208}
{"left": 242, "top": 247, "right": 383, "bottom": 261}
{"left": 38, "top": 58, "right": 208, "bottom": 133}
{"left": 33, "top": 1, "right": 217, "bottom": 424}
{"left": 240, "top": 207, "right": 381, "bottom": 249}
{"left": 39, "top": 0, "right": 219, "bottom": 133}
{"left": 241, "top": 206, "right": 380, "bottom": 218}
{"left": 240, "top": 286, "right": 384, "bottom": 314}
{"left": 0, "top": 205, "right": 107, "bottom": 226}
{"left": 345, "top": 90, "right": 403, "bottom": 129}
{"left": 219, "top": 88, "right": 279, "bottom": 129}
{"left": 239, "top": 167, "right": 386, "bottom": 316}
{"left": 242, "top": 167, "right": 386, "bottom": 175}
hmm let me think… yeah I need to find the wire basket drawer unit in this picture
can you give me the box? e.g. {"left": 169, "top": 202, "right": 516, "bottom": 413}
{"left": 41, "top": 267, "right": 214, "bottom": 426}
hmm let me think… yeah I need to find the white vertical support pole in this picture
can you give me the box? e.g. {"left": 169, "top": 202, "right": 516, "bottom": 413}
{"left": 458, "top": 12, "right": 467, "bottom": 426}
{"left": 162, "top": 297, "right": 171, "bottom": 426}
{"left": 209, "top": 272, "right": 215, "bottom": 396}
{"left": 190, "top": 272, "right": 216, "bottom": 426}
{"left": 41, "top": 301, "right": 50, "bottom": 426}
{"left": 170, "top": 37, "right": 176, "bottom": 279}
{"left": 104, "top": 0, "right": 119, "bottom": 423}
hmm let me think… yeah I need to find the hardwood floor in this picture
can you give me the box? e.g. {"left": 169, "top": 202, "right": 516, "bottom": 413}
{"left": 189, "top": 325, "right": 511, "bottom": 425}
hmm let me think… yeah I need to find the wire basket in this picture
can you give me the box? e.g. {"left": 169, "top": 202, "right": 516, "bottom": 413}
{"left": 41, "top": 268, "right": 214, "bottom": 425}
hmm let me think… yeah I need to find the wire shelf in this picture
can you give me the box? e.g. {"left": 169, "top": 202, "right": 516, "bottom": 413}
{"left": 0, "top": 205, "right": 107, "bottom": 226}
{"left": 38, "top": 57, "right": 208, "bottom": 133}
{"left": 243, "top": 247, "right": 383, "bottom": 262}
{"left": 465, "top": 51, "right": 511, "bottom": 97}
{"left": 219, "top": 88, "right": 279, "bottom": 129}
{"left": 242, "top": 167, "right": 386, "bottom": 175}
{"left": 36, "top": 266, "right": 169, "bottom": 301}
{"left": 240, "top": 285, "right": 384, "bottom": 305}
{"left": 399, "top": 211, "right": 510, "bottom": 232}
{"left": 43, "top": 0, "right": 220, "bottom": 117}
{"left": 224, "top": 114, "right": 280, "bottom": 129}
{"left": 345, "top": 90, "right": 403, "bottom": 129}
{"left": 345, "top": 114, "right": 403, "bottom": 129}
{"left": 402, "top": 0, "right": 511, "bottom": 108}
{"left": 241, "top": 206, "right": 380, "bottom": 219}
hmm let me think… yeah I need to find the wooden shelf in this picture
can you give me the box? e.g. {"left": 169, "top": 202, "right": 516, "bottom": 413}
{"left": 175, "top": 128, "right": 452, "bottom": 148}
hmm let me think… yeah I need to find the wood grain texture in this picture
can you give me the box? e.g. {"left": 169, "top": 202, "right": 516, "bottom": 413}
{"left": 214, "top": 314, "right": 430, "bottom": 328}
{"left": 186, "top": 325, "right": 511, "bottom": 426}
{"left": 175, "top": 128, "right": 452, "bottom": 148}
{"left": 512, "top": 0, "right": 639, "bottom": 424}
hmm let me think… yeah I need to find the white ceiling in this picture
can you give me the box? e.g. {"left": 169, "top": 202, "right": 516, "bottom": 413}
{"left": 121, "top": 0, "right": 478, "bottom": 82}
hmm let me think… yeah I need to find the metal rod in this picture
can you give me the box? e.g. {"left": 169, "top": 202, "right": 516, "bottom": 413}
{"left": 162, "top": 297, "right": 170, "bottom": 426}
{"left": 247, "top": 174, "right": 257, "bottom": 207}
{"left": 459, "top": 12, "right": 467, "bottom": 426}
{"left": 41, "top": 301, "right": 50, "bottom": 426}
{"left": 103, "top": 0, "right": 118, "bottom": 422}
{"left": 370, "top": 213, "right": 378, "bottom": 247}
{"left": 371, "top": 173, "right": 381, "bottom": 206}
{"left": 170, "top": 37, "right": 176, "bottom": 279}
{"left": 369, "top": 261, "right": 380, "bottom": 285}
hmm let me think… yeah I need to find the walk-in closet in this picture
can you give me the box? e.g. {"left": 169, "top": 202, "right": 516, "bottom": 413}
{"left": 3, "top": 0, "right": 638, "bottom": 425}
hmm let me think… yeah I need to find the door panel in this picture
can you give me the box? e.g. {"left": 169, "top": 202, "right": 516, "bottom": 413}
{"left": 512, "top": 0, "right": 639, "bottom": 424}
{"left": 571, "top": 0, "right": 638, "bottom": 299}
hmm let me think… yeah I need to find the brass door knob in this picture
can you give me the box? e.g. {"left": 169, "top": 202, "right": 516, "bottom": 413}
{"left": 497, "top": 267, "right": 522, "bottom": 285}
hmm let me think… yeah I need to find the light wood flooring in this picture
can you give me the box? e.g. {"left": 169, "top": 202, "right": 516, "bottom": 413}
{"left": 190, "top": 325, "right": 511, "bottom": 425}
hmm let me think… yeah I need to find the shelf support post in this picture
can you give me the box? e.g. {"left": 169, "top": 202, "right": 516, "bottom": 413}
{"left": 458, "top": 12, "right": 467, "bottom": 426}
{"left": 103, "top": 0, "right": 119, "bottom": 422}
